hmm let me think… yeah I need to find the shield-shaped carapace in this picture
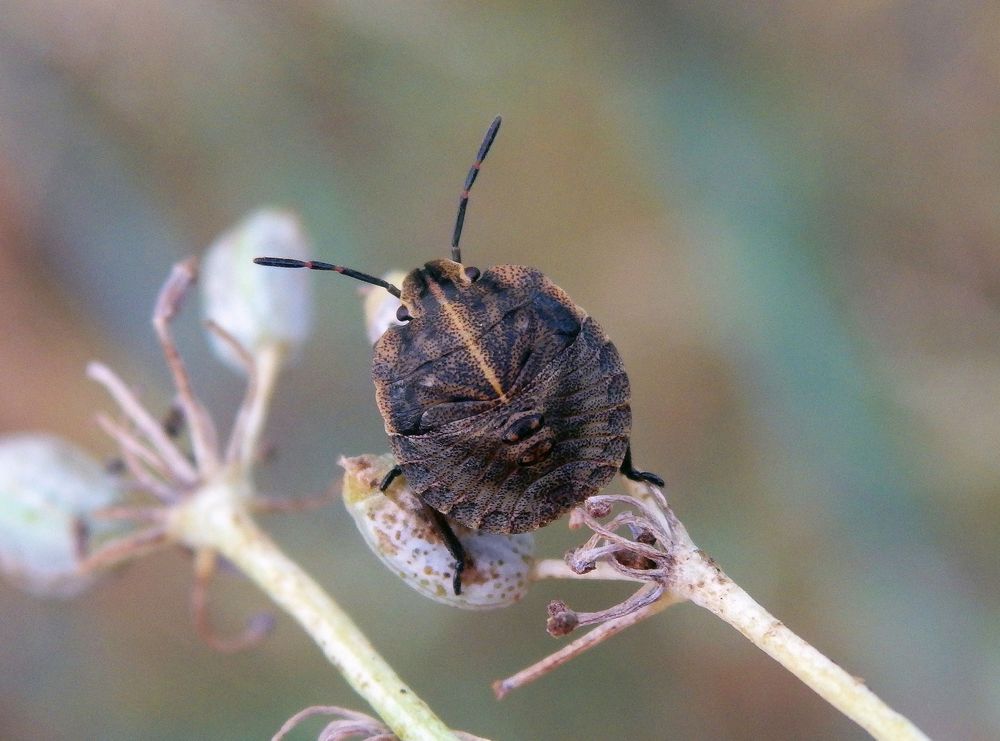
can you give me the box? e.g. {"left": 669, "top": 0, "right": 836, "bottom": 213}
{"left": 255, "top": 117, "right": 661, "bottom": 593}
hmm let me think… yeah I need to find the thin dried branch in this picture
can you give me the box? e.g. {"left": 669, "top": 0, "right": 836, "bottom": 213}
{"left": 87, "top": 361, "right": 198, "bottom": 484}
{"left": 493, "top": 591, "right": 678, "bottom": 699}
{"left": 529, "top": 558, "right": 640, "bottom": 582}
{"left": 152, "top": 258, "right": 220, "bottom": 473}
{"left": 93, "top": 506, "right": 166, "bottom": 524}
{"left": 78, "top": 525, "right": 170, "bottom": 573}
{"left": 94, "top": 413, "right": 175, "bottom": 501}
{"left": 190, "top": 548, "right": 274, "bottom": 653}
{"left": 548, "top": 582, "right": 666, "bottom": 635}
{"left": 235, "top": 341, "right": 284, "bottom": 467}
{"left": 204, "top": 318, "right": 259, "bottom": 465}
{"left": 95, "top": 413, "right": 168, "bottom": 478}
{"left": 499, "top": 476, "right": 931, "bottom": 740}
{"left": 204, "top": 319, "right": 284, "bottom": 468}
{"left": 274, "top": 706, "right": 392, "bottom": 741}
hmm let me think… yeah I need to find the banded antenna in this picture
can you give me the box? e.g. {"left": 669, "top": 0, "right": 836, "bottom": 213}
{"left": 252, "top": 257, "right": 401, "bottom": 298}
{"left": 451, "top": 115, "right": 501, "bottom": 264}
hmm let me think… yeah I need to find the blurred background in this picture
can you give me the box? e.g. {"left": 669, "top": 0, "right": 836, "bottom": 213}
{"left": 1, "top": 2, "right": 998, "bottom": 739}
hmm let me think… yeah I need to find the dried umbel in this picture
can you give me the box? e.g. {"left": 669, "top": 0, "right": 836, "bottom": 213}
{"left": 341, "top": 454, "right": 534, "bottom": 610}
{"left": 75, "top": 251, "right": 321, "bottom": 651}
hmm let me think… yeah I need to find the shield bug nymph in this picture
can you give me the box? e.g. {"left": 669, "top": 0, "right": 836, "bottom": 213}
{"left": 255, "top": 116, "right": 662, "bottom": 594}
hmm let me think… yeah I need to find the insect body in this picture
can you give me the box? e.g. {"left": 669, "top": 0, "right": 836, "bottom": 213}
{"left": 255, "top": 116, "right": 661, "bottom": 593}
{"left": 375, "top": 259, "right": 637, "bottom": 534}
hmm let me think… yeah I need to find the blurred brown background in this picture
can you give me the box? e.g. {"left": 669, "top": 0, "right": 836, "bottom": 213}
{"left": 2, "top": 3, "right": 999, "bottom": 739}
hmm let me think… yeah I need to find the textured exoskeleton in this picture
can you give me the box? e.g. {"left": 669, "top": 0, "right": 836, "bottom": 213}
{"left": 373, "top": 260, "right": 630, "bottom": 533}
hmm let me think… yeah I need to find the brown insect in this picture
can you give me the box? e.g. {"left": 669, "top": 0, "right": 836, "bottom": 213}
{"left": 255, "top": 116, "right": 661, "bottom": 594}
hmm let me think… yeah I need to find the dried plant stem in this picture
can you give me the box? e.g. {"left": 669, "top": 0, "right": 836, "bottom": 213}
{"left": 152, "top": 259, "right": 220, "bottom": 473}
{"left": 671, "top": 545, "right": 929, "bottom": 741}
{"left": 235, "top": 341, "right": 284, "bottom": 466}
{"left": 87, "top": 362, "right": 197, "bottom": 484}
{"left": 86, "top": 259, "right": 460, "bottom": 739}
{"left": 190, "top": 548, "right": 274, "bottom": 653}
{"left": 628, "top": 478, "right": 928, "bottom": 741}
{"left": 505, "top": 478, "right": 928, "bottom": 739}
{"left": 494, "top": 592, "right": 679, "bottom": 699}
{"left": 530, "top": 558, "right": 641, "bottom": 582}
{"left": 79, "top": 525, "right": 170, "bottom": 573}
{"left": 168, "top": 468, "right": 459, "bottom": 741}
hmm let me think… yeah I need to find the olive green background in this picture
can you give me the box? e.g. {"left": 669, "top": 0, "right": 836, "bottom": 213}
{"left": 1, "top": 3, "right": 998, "bottom": 739}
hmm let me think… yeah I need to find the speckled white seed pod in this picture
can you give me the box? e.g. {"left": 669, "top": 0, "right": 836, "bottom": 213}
{"left": 341, "top": 454, "right": 534, "bottom": 610}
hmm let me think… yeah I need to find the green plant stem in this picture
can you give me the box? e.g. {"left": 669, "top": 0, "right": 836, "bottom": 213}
{"left": 672, "top": 546, "right": 930, "bottom": 741}
{"left": 620, "top": 478, "right": 930, "bottom": 741}
{"left": 237, "top": 342, "right": 284, "bottom": 467}
{"left": 167, "top": 467, "right": 459, "bottom": 741}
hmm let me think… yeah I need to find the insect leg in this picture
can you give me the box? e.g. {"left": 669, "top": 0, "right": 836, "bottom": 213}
{"left": 620, "top": 444, "right": 665, "bottom": 488}
{"left": 426, "top": 507, "right": 467, "bottom": 596}
{"left": 378, "top": 465, "right": 403, "bottom": 492}
{"left": 377, "top": 465, "right": 465, "bottom": 593}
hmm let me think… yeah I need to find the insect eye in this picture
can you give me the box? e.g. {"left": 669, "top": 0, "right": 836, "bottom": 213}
{"left": 464, "top": 266, "right": 481, "bottom": 282}
{"left": 395, "top": 305, "right": 412, "bottom": 322}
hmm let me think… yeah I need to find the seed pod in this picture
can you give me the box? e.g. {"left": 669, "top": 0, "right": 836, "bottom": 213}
{"left": 202, "top": 209, "right": 313, "bottom": 371}
{"left": 0, "top": 434, "right": 123, "bottom": 598}
{"left": 341, "top": 454, "right": 534, "bottom": 609}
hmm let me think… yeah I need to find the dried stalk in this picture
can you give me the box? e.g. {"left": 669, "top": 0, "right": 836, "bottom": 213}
{"left": 85, "top": 257, "right": 461, "bottom": 741}
{"left": 167, "top": 469, "right": 459, "bottom": 740}
{"left": 500, "top": 478, "right": 930, "bottom": 741}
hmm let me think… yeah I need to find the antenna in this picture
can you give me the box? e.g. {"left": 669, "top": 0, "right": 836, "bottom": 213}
{"left": 253, "top": 257, "right": 401, "bottom": 298}
{"left": 451, "top": 115, "right": 501, "bottom": 264}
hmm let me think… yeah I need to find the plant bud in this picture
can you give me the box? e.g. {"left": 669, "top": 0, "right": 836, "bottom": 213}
{"left": 361, "top": 270, "right": 407, "bottom": 344}
{"left": 341, "top": 454, "right": 534, "bottom": 610}
{"left": 0, "top": 434, "right": 123, "bottom": 598}
{"left": 201, "top": 209, "right": 313, "bottom": 371}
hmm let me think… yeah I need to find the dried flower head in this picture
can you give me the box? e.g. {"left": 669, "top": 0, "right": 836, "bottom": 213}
{"left": 494, "top": 480, "right": 689, "bottom": 698}
{"left": 78, "top": 246, "right": 312, "bottom": 650}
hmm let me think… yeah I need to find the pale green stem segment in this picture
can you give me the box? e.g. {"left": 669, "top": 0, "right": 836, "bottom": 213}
{"left": 617, "top": 479, "right": 930, "bottom": 741}
{"left": 168, "top": 468, "right": 459, "bottom": 741}
{"left": 238, "top": 342, "right": 283, "bottom": 466}
{"left": 673, "top": 549, "right": 931, "bottom": 741}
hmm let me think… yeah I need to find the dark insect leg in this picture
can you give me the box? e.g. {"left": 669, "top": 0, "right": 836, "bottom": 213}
{"left": 426, "top": 507, "right": 467, "bottom": 596}
{"left": 620, "top": 444, "right": 665, "bottom": 488}
{"left": 378, "top": 465, "right": 403, "bottom": 492}
{"left": 377, "top": 465, "right": 466, "bottom": 594}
